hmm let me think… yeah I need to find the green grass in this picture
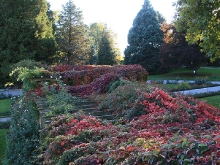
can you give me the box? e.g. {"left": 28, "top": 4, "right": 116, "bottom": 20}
{"left": 199, "top": 95, "right": 220, "bottom": 109}
{"left": 0, "top": 129, "right": 8, "bottom": 164}
{"left": 152, "top": 83, "right": 218, "bottom": 92}
{"left": 148, "top": 67, "right": 220, "bottom": 81}
{"left": 0, "top": 99, "right": 11, "bottom": 117}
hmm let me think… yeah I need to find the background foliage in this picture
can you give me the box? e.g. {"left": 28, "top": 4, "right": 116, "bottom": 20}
{"left": 175, "top": 0, "right": 220, "bottom": 61}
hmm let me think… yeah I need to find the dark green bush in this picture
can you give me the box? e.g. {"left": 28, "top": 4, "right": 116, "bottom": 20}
{"left": 0, "top": 121, "right": 10, "bottom": 129}
{"left": 5, "top": 96, "right": 40, "bottom": 165}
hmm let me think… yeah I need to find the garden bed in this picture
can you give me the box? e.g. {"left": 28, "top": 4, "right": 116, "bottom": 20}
{"left": 5, "top": 64, "right": 220, "bottom": 164}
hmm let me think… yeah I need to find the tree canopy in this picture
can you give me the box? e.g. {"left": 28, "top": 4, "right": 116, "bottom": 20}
{"left": 88, "top": 23, "right": 106, "bottom": 64}
{"left": 97, "top": 26, "right": 121, "bottom": 65}
{"left": 124, "top": 0, "right": 164, "bottom": 73}
{"left": 88, "top": 23, "right": 121, "bottom": 65}
{"left": 0, "top": 0, "right": 56, "bottom": 85}
{"left": 175, "top": 0, "right": 220, "bottom": 61}
{"left": 160, "top": 23, "right": 206, "bottom": 71}
{"left": 55, "top": 0, "right": 90, "bottom": 64}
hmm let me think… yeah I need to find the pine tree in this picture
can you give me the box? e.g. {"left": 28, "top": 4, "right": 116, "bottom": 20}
{"left": 89, "top": 22, "right": 106, "bottom": 64}
{"left": 56, "top": 0, "right": 90, "bottom": 64}
{"left": 89, "top": 22, "right": 121, "bottom": 65}
{"left": 34, "top": 0, "right": 57, "bottom": 63}
{"left": 97, "top": 27, "right": 120, "bottom": 65}
{"left": 124, "top": 0, "right": 164, "bottom": 73}
{"left": 0, "top": 0, "right": 56, "bottom": 84}
{"left": 98, "top": 30, "right": 114, "bottom": 65}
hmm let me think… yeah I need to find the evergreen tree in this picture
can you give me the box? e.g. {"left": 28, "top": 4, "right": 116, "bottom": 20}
{"left": 56, "top": 0, "right": 90, "bottom": 64}
{"left": 124, "top": 0, "right": 164, "bottom": 73}
{"left": 35, "top": 0, "right": 57, "bottom": 63}
{"left": 97, "top": 27, "right": 120, "bottom": 65}
{"left": 89, "top": 22, "right": 106, "bottom": 64}
{"left": 0, "top": 0, "right": 56, "bottom": 85}
{"left": 47, "top": 2, "right": 59, "bottom": 36}
{"left": 89, "top": 22, "right": 121, "bottom": 65}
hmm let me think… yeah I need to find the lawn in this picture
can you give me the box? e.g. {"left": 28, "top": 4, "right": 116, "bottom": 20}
{"left": 152, "top": 82, "right": 218, "bottom": 92}
{"left": 200, "top": 95, "right": 220, "bottom": 109}
{"left": 148, "top": 67, "right": 220, "bottom": 81}
{"left": 0, "top": 129, "right": 8, "bottom": 165}
{"left": 0, "top": 99, "right": 11, "bottom": 117}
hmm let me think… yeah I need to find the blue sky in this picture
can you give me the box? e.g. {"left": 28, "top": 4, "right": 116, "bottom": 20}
{"left": 47, "top": 0, "right": 176, "bottom": 55}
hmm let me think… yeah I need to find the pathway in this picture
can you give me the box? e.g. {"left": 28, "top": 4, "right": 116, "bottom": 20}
{"left": 0, "top": 89, "right": 23, "bottom": 97}
{"left": 175, "top": 86, "right": 220, "bottom": 95}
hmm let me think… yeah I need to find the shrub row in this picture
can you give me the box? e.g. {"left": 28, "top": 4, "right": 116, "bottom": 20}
{"left": 65, "top": 65, "right": 148, "bottom": 96}
{"left": 51, "top": 64, "right": 148, "bottom": 86}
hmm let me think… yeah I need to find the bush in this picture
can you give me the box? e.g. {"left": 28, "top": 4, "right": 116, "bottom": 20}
{"left": 0, "top": 121, "right": 10, "bottom": 129}
{"left": 5, "top": 96, "right": 40, "bottom": 165}
{"left": 42, "top": 80, "right": 79, "bottom": 115}
{"left": 9, "top": 60, "right": 50, "bottom": 91}
{"left": 95, "top": 81, "right": 154, "bottom": 118}
{"left": 52, "top": 64, "right": 148, "bottom": 86}
{"left": 175, "top": 82, "right": 191, "bottom": 91}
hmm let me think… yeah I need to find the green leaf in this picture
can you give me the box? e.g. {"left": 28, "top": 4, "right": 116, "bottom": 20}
{"left": 183, "top": 158, "right": 192, "bottom": 165}
{"left": 198, "top": 143, "right": 208, "bottom": 154}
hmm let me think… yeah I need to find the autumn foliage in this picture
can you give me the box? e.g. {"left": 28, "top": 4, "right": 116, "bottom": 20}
{"left": 51, "top": 64, "right": 148, "bottom": 86}
{"left": 21, "top": 64, "right": 220, "bottom": 164}
{"left": 37, "top": 87, "right": 220, "bottom": 164}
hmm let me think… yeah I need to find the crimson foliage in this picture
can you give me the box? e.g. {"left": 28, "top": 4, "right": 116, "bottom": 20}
{"left": 37, "top": 88, "right": 220, "bottom": 165}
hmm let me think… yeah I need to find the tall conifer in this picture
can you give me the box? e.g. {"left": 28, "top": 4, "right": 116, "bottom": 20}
{"left": 0, "top": 0, "right": 56, "bottom": 84}
{"left": 124, "top": 0, "right": 164, "bottom": 73}
{"left": 56, "top": 0, "right": 90, "bottom": 64}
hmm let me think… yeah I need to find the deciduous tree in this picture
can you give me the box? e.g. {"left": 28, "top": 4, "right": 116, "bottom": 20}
{"left": 175, "top": 0, "right": 220, "bottom": 61}
{"left": 160, "top": 23, "right": 206, "bottom": 71}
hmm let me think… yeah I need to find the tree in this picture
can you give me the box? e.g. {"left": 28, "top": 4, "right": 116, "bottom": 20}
{"left": 124, "top": 0, "right": 164, "bottom": 74}
{"left": 88, "top": 22, "right": 106, "bottom": 64}
{"left": 97, "top": 27, "right": 121, "bottom": 65}
{"left": 175, "top": 0, "right": 220, "bottom": 61}
{"left": 47, "top": 2, "right": 59, "bottom": 36}
{"left": 160, "top": 23, "right": 206, "bottom": 71}
{"left": 56, "top": 0, "right": 90, "bottom": 64}
{"left": 88, "top": 23, "right": 121, "bottom": 65}
{"left": 0, "top": 0, "right": 56, "bottom": 85}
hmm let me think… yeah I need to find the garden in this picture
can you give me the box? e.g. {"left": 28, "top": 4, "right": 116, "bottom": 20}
{"left": 1, "top": 64, "right": 220, "bottom": 165}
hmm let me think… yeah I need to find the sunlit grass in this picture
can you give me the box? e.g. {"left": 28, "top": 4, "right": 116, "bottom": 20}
{"left": 200, "top": 95, "right": 220, "bottom": 109}
{"left": 0, "top": 99, "right": 11, "bottom": 117}
{"left": 148, "top": 67, "right": 220, "bottom": 81}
